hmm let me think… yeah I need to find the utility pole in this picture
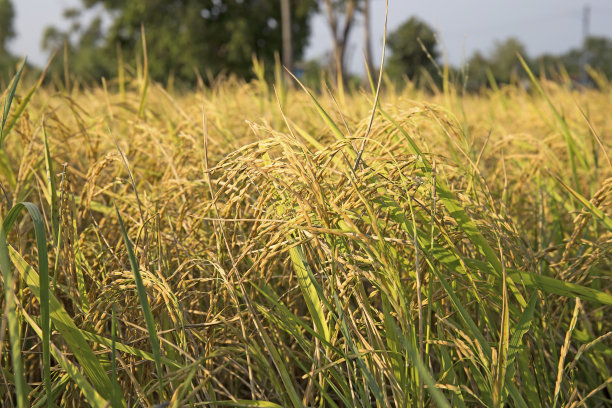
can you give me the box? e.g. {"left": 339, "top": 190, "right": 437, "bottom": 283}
{"left": 582, "top": 4, "right": 590, "bottom": 42}
{"left": 580, "top": 4, "right": 590, "bottom": 84}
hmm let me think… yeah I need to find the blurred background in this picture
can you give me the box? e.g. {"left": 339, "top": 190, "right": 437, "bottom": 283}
{"left": 2, "top": 0, "right": 612, "bottom": 90}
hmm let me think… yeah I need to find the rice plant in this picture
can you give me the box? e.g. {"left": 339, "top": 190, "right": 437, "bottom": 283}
{"left": 0, "top": 56, "right": 610, "bottom": 407}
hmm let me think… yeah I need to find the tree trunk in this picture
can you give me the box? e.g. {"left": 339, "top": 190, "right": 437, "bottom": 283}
{"left": 363, "top": 0, "right": 373, "bottom": 80}
{"left": 332, "top": 39, "right": 344, "bottom": 85}
{"left": 323, "top": 0, "right": 358, "bottom": 86}
{"left": 280, "top": 0, "right": 292, "bottom": 76}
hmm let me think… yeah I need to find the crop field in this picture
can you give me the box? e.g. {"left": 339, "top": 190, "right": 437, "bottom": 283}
{"left": 0, "top": 61, "right": 611, "bottom": 407}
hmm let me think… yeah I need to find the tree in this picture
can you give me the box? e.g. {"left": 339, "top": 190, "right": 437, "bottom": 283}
{"left": 580, "top": 36, "right": 612, "bottom": 78}
{"left": 461, "top": 38, "right": 528, "bottom": 90}
{"left": 465, "top": 51, "right": 489, "bottom": 91}
{"left": 0, "top": 0, "right": 15, "bottom": 57}
{"left": 535, "top": 36, "right": 612, "bottom": 83}
{"left": 44, "top": 0, "right": 317, "bottom": 84}
{"left": 0, "top": 0, "right": 21, "bottom": 83}
{"left": 488, "top": 37, "right": 527, "bottom": 83}
{"left": 322, "top": 0, "right": 359, "bottom": 83}
{"left": 386, "top": 17, "right": 439, "bottom": 83}
{"left": 42, "top": 8, "right": 115, "bottom": 83}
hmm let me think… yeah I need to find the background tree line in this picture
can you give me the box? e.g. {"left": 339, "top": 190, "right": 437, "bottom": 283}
{"left": 1, "top": 0, "right": 612, "bottom": 90}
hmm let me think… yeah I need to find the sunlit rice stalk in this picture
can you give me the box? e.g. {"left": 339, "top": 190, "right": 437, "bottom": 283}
{"left": 0, "top": 50, "right": 610, "bottom": 406}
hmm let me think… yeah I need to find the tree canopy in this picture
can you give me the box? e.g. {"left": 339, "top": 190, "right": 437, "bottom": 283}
{"left": 0, "top": 0, "right": 21, "bottom": 83}
{"left": 488, "top": 37, "right": 527, "bottom": 83}
{"left": 386, "top": 17, "right": 439, "bottom": 84}
{"left": 555, "top": 36, "right": 612, "bottom": 80}
{"left": 0, "top": 0, "right": 15, "bottom": 56}
{"left": 26, "top": 3, "right": 612, "bottom": 90}
{"left": 464, "top": 35, "right": 612, "bottom": 90}
{"left": 44, "top": 0, "right": 318, "bottom": 84}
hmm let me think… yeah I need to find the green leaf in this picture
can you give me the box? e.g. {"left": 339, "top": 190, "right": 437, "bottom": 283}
{"left": 8, "top": 243, "right": 126, "bottom": 407}
{"left": 508, "top": 294, "right": 537, "bottom": 367}
{"left": 509, "top": 271, "right": 612, "bottom": 306}
{"left": 115, "top": 204, "right": 164, "bottom": 392}
{"left": 0, "top": 58, "right": 26, "bottom": 147}
{"left": 20, "top": 307, "right": 109, "bottom": 408}
{"left": 0, "top": 224, "right": 28, "bottom": 408}
{"left": 387, "top": 313, "right": 451, "bottom": 408}
{"left": 553, "top": 175, "right": 612, "bottom": 233}
{"left": 290, "top": 245, "right": 331, "bottom": 344}
{"left": 2, "top": 203, "right": 50, "bottom": 407}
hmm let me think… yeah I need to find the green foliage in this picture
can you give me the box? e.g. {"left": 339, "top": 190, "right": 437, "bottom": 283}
{"left": 466, "top": 35, "right": 612, "bottom": 90}
{"left": 536, "top": 36, "right": 612, "bottom": 81}
{"left": 294, "top": 59, "right": 325, "bottom": 90}
{"left": 43, "top": 0, "right": 317, "bottom": 84}
{"left": 0, "top": 0, "right": 15, "bottom": 56}
{"left": 583, "top": 36, "right": 612, "bottom": 77}
{"left": 488, "top": 37, "right": 527, "bottom": 83}
{"left": 0, "top": 0, "right": 19, "bottom": 84}
{"left": 42, "top": 10, "right": 115, "bottom": 83}
{"left": 464, "top": 37, "right": 529, "bottom": 91}
{"left": 464, "top": 51, "right": 488, "bottom": 91}
{"left": 386, "top": 16, "right": 439, "bottom": 84}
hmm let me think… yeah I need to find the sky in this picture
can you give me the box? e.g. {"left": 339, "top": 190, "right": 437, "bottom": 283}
{"left": 9, "top": 0, "right": 612, "bottom": 73}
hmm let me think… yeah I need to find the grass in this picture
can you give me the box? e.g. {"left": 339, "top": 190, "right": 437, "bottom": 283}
{"left": 0, "top": 58, "right": 610, "bottom": 407}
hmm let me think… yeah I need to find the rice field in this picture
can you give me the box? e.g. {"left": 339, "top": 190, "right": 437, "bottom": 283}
{"left": 0, "top": 60, "right": 611, "bottom": 407}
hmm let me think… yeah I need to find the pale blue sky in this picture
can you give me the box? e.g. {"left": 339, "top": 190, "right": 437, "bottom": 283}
{"left": 9, "top": 0, "right": 612, "bottom": 72}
